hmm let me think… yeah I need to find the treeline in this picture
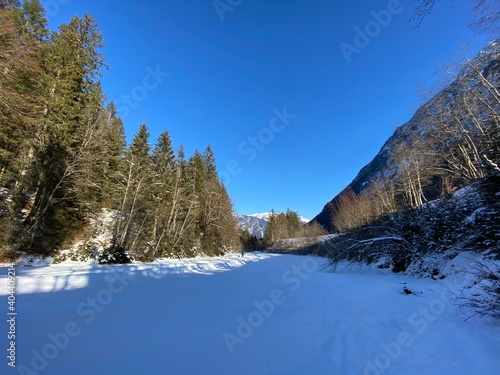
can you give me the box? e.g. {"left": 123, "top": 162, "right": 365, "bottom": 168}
{"left": 238, "top": 210, "right": 326, "bottom": 252}
{"left": 333, "top": 41, "right": 500, "bottom": 233}
{"left": 264, "top": 210, "right": 326, "bottom": 248}
{"left": 0, "top": 1, "right": 239, "bottom": 261}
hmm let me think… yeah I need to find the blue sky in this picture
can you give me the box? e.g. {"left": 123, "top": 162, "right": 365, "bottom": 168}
{"left": 45, "top": 0, "right": 491, "bottom": 219}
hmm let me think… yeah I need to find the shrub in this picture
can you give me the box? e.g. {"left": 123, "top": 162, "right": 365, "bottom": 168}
{"left": 98, "top": 242, "right": 132, "bottom": 264}
{"left": 461, "top": 260, "right": 500, "bottom": 319}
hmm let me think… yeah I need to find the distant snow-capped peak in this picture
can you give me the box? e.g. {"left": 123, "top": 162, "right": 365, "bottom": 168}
{"left": 235, "top": 212, "right": 310, "bottom": 238}
{"left": 247, "top": 212, "right": 310, "bottom": 223}
{"left": 235, "top": 213, "right": 269, "bottom": 239}
{"left": 248, "top": 212, "right": 273, "bottom": 220}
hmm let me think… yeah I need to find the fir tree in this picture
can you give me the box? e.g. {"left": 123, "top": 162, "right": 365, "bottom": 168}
{"left": 115, "top": 123, "right": 154, "bottom": 259}
{"left": 188, "top": 149, "right": 207, "bottom": 196}
{"left": 129, "top": 123, "right": 150, "bottom": 159}
{"left": 285, "top": 209, "right": 301, "bottom": 236}
{"left": 18, "top": 0, "right": 48, "bottom": 42}
{"left": 264, "top": 210, "right": 277, "bottom": 247}
{"left": 153, "top": 131, "right": 175, "bottom": 174}
{"left": 22, "top": 14, "right": 106, "bottom": 252}
{"left": 0, "top": 1, "right": 243, "bottom": 261}
{"left": 0, "top": 4, "right": 43, "bottom": 184}
{"left": 99, "top": 102, "right": 127, "bottom": 207}
{"left": 150, "top": 130, "right": 176, "bottom": 257}
{"left": 170, "top": 144, "right": 198, "bottom": 257}
{"left": 203, "top": 145, "right": 217, "bottom": 179}
{"left": 0, "top": 0, "right": 21, "bottom": 9}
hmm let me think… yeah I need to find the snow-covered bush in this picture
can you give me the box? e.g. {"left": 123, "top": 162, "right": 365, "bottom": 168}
{"left": 319, "top": 226, "right": 414, "bottom": 273}
{"left": 96, "top": 242, "right": 132, "bottom": 264}
{"left": 53, "top": 209, "right": 134, "bottom": 264}
{"left": 305, "top": 176, "right": 500, "bottom": 276}
{"left": 461, "top": 260, "right": 500, "bottom": 319}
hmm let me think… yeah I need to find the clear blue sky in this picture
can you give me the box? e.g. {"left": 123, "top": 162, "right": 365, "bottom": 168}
{"left": 45, "top": 0, "right": 491, "bottom": 219}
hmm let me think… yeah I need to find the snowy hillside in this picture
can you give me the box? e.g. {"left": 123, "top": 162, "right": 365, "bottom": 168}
{"left": 235, "top": 214, "right": 269, "bottom": 239}
{"left": 311, "top": 40, "right": 500, "bottom": 232}
{"left": 236, "top": 212, "right": 310, "bottom": 238}
{"left": 1, "top": 253, "right": 499, "bottom": 375}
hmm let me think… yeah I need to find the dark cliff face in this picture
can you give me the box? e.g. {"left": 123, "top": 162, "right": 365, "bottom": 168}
{"left": 311, "top": 40, "right": 500, "bottom": 233}
{"left": 311, "top": 124, "right": 406, "bottom": 232}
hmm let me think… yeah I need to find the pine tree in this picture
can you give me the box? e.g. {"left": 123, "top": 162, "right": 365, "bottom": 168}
{"left": 239, "top": 229, "right": 262, "bottom": 251}
{"left": 0, "top": 4, "right": 43, "bottom": 184}
{"left": 153, "top": 131, "right": 175, "bottom": 174}
{"left": 129, "top": 123, "right": 150, "bottom": 159}
{"left": 177, "top": 144, "right": 186, "bottom": 174}
{"left": 18, "top": 0, "right": 48, "bottom": 42}
{"left": 150, "top": 130, "right": 176, "bottom": 257}
{"left": 0, "top": 0, "right": 21, "bottom": 9}
{"left": 203, "top": 145, "right": 217, "bottom": 179}
{"left": 114, "top": 123, "right": 154, "bottom": 259}
{"left": 99, "top": 102, "right": 127, "bottom": 207}
{"left": 0, "top": 2, "right": 245, "bottom": 261}
{"left": 187, "top": 149, "right": 207, "bottom": 197}
{"left": 199, "top": 176, "right": 239, "bottom": 256}
{"left": 264, "top": 210, "right": 277, "bottom": 247}
{"left": 169, "top": 144, "right": 198, "bottom": 257}
{"left": 21, "top": 14, "right": 106, "bottom": 252}
{"left": 263, "top": 209, "right": 304, "bottom": 246}
{"left": 285, "top": 209, "right": 301, "bottom": 237}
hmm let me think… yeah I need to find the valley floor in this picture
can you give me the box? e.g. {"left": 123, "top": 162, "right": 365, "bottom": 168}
{"left": 1, "top": 253, "right": 499, "bottom": 375}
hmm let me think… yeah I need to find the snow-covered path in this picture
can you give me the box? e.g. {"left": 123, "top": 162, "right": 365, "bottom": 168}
{"left": 1, "top": 253, "right": 499, "bottom": 375}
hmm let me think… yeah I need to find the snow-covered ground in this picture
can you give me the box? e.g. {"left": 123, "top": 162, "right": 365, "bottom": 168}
{"left": 1, "top": 253, "right": 499, "bottom": 375}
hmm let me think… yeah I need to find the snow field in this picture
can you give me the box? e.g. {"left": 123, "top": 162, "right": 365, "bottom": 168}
{"left": 0, "top": 252, "right": 499, "bottom": 375}
{"left": 222, "top": 255, "right": 319, "bottom": 354}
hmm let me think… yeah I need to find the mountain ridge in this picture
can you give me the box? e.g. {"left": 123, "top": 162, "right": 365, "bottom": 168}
{"left": 236, "top": 212, "right": 309, "bottom": 238}
{"left": 311, "top": 39, "right": 500, "bottom": 232}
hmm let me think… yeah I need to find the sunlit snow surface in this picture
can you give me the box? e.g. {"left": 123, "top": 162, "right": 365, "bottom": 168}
{"left": 1, "top": 253, "right": 499, "bottom": 375}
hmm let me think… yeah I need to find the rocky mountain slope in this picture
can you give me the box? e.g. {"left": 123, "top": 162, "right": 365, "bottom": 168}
{"left": 235, "top": 214, "right": 269, "bottom": 239}
{"left": 236, "top": 212, "right": 309, "bottom": 238}
{"left": 311, "top": 40, "right": 500, "bottom": 232}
